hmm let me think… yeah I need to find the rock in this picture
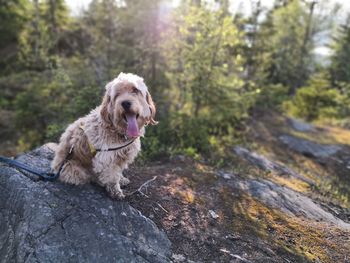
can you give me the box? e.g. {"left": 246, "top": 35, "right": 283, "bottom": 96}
{"left": 233, "top": 147, "right": 350, "bottom": 230}
{"left": 171, "top": 253, "right": 186, "bottom": 262}
{"left": 217, "top": 170, "right": 236, "bottom": 180}
{"left": 237, "top": 179, "right": 350, "bottom": 230}
{"left": 209, "top": 210, "right": 219, "bottom": 219}
{"left": 219, "top": 249, "right": 252, "bottom": 263}
{"left": 288, "top": 118, "right": 315, "bottom": 132}
{"left": 234, "top": 146, "right": 313, "bottom": 184}
{"left": 279, "top": 135, "right": 342, "bottom": 158}
{"left": 0, "top": 144, "right": 171, "bottom": 263}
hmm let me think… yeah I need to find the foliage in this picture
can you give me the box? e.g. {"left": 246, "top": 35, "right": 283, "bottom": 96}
{"left": 255, "top": 84, "right": 289, "bottom": 109}
{"left": 159, "top": 4, "right": 254, "bottom": 155}
{"left": 164, "top": 5, "right": 246, "bottom": 116}
{"left": 283, "top": 74, "right": 348, "bottom": 121}
{"left": 265, "top": 0, "right": 314, "bottom": 92}
{"left": 329, "top": 16, "right": 350, "bottom": 85}
{"left": 0, "top": 0, "right": 28, "bottom": 73}
{"left": 19, "top": 0, "right": 70, "bottom": 70}
{"left": 0, "top": 0, "right": 350, "bottom": 159}
{"left": 0, "top": 0, "right": 28, "bottom": 48}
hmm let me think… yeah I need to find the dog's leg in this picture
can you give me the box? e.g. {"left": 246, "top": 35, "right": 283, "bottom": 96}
{"left": 119, "top": 174, "right": 130, "bottom": 187}
{"left": 94, "top": 165, "right": 125, "bottom": 199}
{"left": 59, "top": 161, "right": 92, "bottom": 185}
{"left": 105, "top": 176, "right": 124, "bottom": 199}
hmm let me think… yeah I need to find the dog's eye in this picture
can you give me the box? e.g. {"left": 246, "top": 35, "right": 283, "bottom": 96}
{"left": 132, "top": 88, "right": 140, "bottom": 94}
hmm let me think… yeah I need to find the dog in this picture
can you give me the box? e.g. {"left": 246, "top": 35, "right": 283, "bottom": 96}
{"left": 51, "top": 73, "right": 157, "bottom": 199}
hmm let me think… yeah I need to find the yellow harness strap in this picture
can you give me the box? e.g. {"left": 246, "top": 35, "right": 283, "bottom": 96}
{"left": 79, "top": 124, "right": 97, "bottom": 156}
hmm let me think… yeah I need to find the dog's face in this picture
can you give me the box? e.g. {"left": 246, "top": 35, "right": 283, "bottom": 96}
{"left": 100, "top": 73, "right": 157, "bottom": 137}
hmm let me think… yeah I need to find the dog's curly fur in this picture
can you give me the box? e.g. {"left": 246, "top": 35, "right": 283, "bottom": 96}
{"left": 51, "top": 73, "right": 157, "bottom": 199}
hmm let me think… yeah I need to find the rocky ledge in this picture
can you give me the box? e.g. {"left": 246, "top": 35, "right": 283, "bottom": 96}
{"left": 0, "top": 144, "right": 171, "bottom": 263}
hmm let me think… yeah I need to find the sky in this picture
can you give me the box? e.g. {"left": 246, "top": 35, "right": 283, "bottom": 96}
{"left": 65, "top": 0, "right": 91, "bottom": 15}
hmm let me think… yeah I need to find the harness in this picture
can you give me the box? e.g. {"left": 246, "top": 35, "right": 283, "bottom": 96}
{"left": 78, "top": 124, "right": 136, "bottom": 156}
{"left": 0, "top": 125, "right": 136, "bottom": 181}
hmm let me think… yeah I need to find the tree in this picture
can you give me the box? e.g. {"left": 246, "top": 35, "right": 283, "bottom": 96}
{"left": 78, "top": 0, "right": 167, "bottom": 109}
{"left": 163, "top": 2, "right": 250, "bottom": 134}
{"left": 284, "top": 73, "right": 345, "bottom": 121}
{"left": 19, "top": 0, "right": 69, "bottom": 70}
{"left": 80, "top": 0, "right": 124, "bottom": 81}
{"left": 0, "top": 0, "right": 29, "bottom": 73}
{"left": 240, "top": 0, "right": 270, "bottom": 87}
{"left": 262, "top": 0, "right": 340, "bottom": 94}
{"left": 42, "top": 0, "right": 69, "bottom": 53}
{"left": 265, "top": 0, "right": 314, "bottom": 93}
{"left": 329, "top": 15, "right": 350, "bottom": 86}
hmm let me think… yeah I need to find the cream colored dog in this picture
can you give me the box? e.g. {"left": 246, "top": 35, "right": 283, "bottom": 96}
{"left": 51, "top": 73, "right": 157, "bottom": 199}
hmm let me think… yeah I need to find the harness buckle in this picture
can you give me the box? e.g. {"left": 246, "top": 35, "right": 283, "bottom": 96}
{"left": 69, "top": 145, "right": 74, "bottom": 154}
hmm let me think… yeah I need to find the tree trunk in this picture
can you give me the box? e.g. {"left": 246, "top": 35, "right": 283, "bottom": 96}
{"left": 33, "top": 0, "right": 40, "bottom": 66}
{"left": 290, "top": 0, "right": 317, "bottom": 95}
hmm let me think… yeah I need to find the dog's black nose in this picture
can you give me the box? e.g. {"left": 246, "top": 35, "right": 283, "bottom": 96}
{"left": 121, "top": 101, "right": 131, "bottom": 110}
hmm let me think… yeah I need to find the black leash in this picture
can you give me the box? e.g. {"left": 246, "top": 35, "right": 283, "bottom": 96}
{"left": 0, "top": 146, "right": 74, "bottom": 181}
{"left": 0, "top": 138, "right": 137, "bottom": 181}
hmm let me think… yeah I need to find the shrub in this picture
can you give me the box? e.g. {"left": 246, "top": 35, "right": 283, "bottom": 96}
{"left": 283, "top": 74, "right": 346, "bottom": 121}
{"left": 255, "top": 84, "right": 290, "bottom": 109}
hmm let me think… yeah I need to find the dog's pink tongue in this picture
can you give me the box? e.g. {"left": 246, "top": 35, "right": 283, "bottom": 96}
{"left": 126, "top": 113, "right": 139, "bottom": 137}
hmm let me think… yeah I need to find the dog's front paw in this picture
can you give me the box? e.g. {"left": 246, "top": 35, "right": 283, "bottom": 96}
{"left": 120, "top": 176, "right": 130, "bottom": 187}
{"left": 106, "top": 184, "right": 125, "bottom": 199}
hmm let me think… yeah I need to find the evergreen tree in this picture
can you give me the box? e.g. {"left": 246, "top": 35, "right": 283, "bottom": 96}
{"left": 163, "top": 3, "right": 250, "bottom": 131}
{"left": 330, "top": 15, "right": 350, "bottom": 86}
{"left": 263, "top": 0, "right": 339, "bottom": 94}
{"left": 79, "top": 0, "right": 166, "bottom": 105}
{"left": 0, "top": 0, "right": 29, "bottom": 73}
{"left": 265, "top": 0, "right": 315, "bottom": 93}
{"left": 240, "top": 0, "right": 269, "bottom": 86}
{"left": 19, "top": 0, "right": 70, "bottom": 70}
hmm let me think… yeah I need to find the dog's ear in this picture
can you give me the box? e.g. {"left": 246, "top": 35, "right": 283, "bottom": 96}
{"left": 146, "top": 91, "right": 158, "bottom": 125}
{"left": 100, "top": 93, "right": 112, "bottom": 125}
